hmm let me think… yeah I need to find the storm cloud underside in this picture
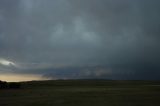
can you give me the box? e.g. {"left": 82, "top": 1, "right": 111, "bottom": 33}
{"left": 0, "top": 0, "right": 160, "bottom": 80}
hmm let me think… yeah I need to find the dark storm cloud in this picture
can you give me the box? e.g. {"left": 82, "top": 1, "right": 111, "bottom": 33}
{"left": 0, "top": 0, "right": 160, "bottom": 80}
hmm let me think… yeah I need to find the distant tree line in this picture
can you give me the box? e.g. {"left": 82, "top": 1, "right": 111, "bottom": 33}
{"left": 0, "top": 80, "right": 21, "bottom": 89}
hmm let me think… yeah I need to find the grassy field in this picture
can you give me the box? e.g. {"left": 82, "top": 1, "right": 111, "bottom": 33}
{"left": 0, "top": 80, "right": 160, "bottom": 106}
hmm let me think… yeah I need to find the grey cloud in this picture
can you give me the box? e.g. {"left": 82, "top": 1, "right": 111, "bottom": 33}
{"left": 0, "top": 0, "right": 160, "bottom": 80}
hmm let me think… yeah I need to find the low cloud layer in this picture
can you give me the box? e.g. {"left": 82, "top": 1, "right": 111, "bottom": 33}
{"left": 0, "top": 0, "right": 160, "bottom": 80}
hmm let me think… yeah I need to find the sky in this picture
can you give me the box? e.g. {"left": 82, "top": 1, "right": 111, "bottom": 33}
{"left": 0, "top": 0, "right": 160, "bottom": 81}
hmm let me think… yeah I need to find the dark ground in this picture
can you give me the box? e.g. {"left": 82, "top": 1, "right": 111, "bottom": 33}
{"left": 0, "top": 80, "right": 160, "bottom": 106}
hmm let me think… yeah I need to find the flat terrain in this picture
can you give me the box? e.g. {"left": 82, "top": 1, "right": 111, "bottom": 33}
{"left": 0, "top": 80, "right": 160, "bottom": 106}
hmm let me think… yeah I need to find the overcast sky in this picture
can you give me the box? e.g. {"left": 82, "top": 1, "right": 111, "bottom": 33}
{"left": 0, "top": 0, "right": 160, "bottom": 81}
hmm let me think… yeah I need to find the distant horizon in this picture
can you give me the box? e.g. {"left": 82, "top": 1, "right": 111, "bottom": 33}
{"left": 1, "top": 74, "right": 160, "bottom": 82}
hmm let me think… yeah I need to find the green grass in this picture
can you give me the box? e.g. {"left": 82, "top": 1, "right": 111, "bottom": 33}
{"left": 0, "top": 80, "right": 160, "bottom": 106}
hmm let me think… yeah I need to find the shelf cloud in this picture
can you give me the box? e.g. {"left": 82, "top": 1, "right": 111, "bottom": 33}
{"left": 0, "top": 0, "right": 160, "bottom": 81}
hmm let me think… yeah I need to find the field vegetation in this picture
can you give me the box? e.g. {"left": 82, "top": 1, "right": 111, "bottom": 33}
{"left": 0, "top": 80, "right": 160, "bottom": 106}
